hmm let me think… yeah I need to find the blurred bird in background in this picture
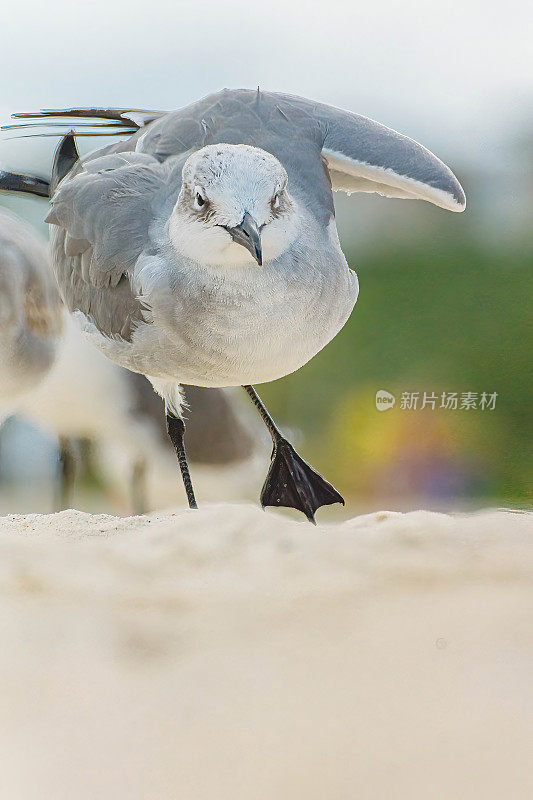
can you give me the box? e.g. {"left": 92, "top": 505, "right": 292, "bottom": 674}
{"left": 0, "top": 207, "right": 62, "bottom": 419}
{"left": 14, "top": 316, "right": 257, "bottom": 512}
{"left": 0, "top": 209, "right": 256, "bottom": 513}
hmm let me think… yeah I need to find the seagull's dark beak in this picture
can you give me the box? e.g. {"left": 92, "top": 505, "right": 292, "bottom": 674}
{"left": 225, "top": 211, "right": 262, "bottom": 265}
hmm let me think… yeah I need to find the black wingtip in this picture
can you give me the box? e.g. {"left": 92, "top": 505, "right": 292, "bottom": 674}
{"left": 50, "top": 131, "right": 80, "bottom": 193}
{"left": 0, "top": 169, "right": 50, "bottom": 198}
{"left": 11, "top": 107, "right": 142, "bottom": 127}
{"left": 260, "top": 438, "right": 344, "bottom": 523}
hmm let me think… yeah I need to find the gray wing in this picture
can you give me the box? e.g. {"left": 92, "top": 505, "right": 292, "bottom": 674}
{"left": 269, "top": 92, "right": 465, "bottom": 211}
{"left": 318, "top": 107, "right": 464, "bottom": 211}
{"left": 136, "top": 89, "right": 465, "bottom": 213}
{"left": 45, "top": 89, "right": 465, "bottom": 341}
{"left": 46, "top": 150, "right": 176, "bottom": 340}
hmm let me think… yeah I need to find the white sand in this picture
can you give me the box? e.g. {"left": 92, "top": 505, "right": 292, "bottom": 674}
{"left": 0, "top": 504, "right": 531, "bottom": 800}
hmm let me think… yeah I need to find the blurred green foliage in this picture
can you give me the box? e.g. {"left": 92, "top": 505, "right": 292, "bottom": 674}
{"left": 261, "top": 219, "right": 532, "bottom": 507}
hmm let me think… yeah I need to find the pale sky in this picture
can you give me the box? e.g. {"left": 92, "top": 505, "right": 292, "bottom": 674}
{"left": 1, "top": 0, "right": 532, "bottom": 175}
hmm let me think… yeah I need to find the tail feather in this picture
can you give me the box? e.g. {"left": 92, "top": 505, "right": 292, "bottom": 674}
{"left": 2, "top": 131, "right": 137, "bottom": 140}
{"left": 2, "top": 121, "right": 134, "bottom": 130}
{"left": 9, "top": 107, "right": 165, "bottom": 129}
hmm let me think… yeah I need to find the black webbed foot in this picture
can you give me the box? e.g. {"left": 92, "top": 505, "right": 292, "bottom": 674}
{"left": 260, "top": 437, "right": 344, "bottom": 523}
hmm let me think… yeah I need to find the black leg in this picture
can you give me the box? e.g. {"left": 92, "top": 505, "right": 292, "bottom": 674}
{"left": 57, "top": 435, "right": 76, "bottom": 510}
{"left": 166, "top": 414, "right": 198, "bottom": 509}
{"left": 242, "top": 385, "right": 344, "bottom": 523}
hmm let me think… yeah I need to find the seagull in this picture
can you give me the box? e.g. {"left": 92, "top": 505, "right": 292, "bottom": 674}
{"left": 0, "top": 207, "right": 62, "bottom": 421}
{"left": 0, "top": 89, "right": 465, "bottom": 521}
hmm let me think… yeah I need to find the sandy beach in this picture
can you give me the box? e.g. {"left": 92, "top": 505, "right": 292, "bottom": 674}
{"left": 0, "top": 504, "right": 531, "bottom": 799}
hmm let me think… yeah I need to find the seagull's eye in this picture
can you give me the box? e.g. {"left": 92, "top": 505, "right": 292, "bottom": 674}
{"left": 272, "top": 193, "right": 281, "bottom": 210}
{"left": 194, "top": 192, "right": 206, "bottom": 209}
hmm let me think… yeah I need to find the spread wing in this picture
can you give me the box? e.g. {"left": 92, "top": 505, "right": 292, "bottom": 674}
{"left": 269, "top": 93, "right": 465, "bottom": 212}
{"left": 136, "top": 89, "right": 465, "bottom": 212}
{"left": 3, "top": 91, "right": 465, "bottom": 215}
{"left": 7, "top": 90, "right": 464, "bottom": 346}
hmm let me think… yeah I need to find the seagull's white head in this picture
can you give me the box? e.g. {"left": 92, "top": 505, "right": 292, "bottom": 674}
{"left": 169, "top": 144, "right": 298, "bottom": 267}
